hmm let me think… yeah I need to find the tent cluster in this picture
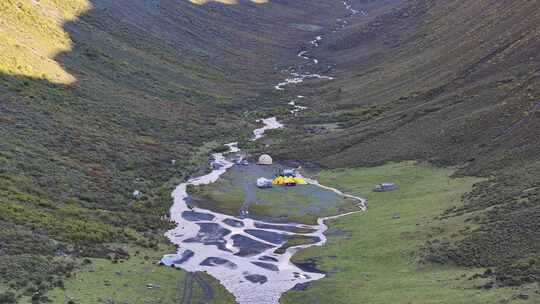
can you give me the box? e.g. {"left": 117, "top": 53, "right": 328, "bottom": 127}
{"left": 272, "top": 176, "right": 307, "bottom": 186}
{"left": 272, "top": 169, "right": 307, "bottom": 187}
{"left": 255, "top": 154, "right": 308, "bottom": 188}
{"left": 255, "top": 169, "right": 308, "bottom": 189}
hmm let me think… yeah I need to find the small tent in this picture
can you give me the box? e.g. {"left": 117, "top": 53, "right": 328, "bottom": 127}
{"left": 374, "top": 183, "right": 397, "bottom": 192}
{"left": 283, "top": 176, "right": 297, "bottom": 186}
{"left": 256, "top": 177, "right": 273, "bottom": 188}
{"left": 258, "top": 154, "right": 273, "bottom": 165}
{"left": 283, "top": 169, "right": 296, "bottom": 177}
{"left": 293, "top": 176, "right": 308, "bottom": 185}
{"left": 272, "top": 176, "right": 285, "bottom": 185}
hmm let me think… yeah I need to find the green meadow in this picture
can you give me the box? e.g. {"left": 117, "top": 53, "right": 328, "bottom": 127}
{"left": 190, "top": 163, "right": 358, "bottom": 224}
{"left": 48, "top": 245, "right": 234, "bottom": 304}
{"left": 282, "top": 162, "right": 536, "bottom": 304}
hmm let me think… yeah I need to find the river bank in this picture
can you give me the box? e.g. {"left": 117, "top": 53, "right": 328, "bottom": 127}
{"left": 161, "top": 116, "right": 366, "bottom": 304}
{"left": 159, "top": 2, "right": 370, "bottom": 303}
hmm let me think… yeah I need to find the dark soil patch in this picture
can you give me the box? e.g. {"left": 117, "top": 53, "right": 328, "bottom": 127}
{"left": 259, "top": 256, "right": 279, "bottom": 262}
{"left": 231, "top": 235, "right": 275, "bottom": 257}
{"left": 245, "top": 229, "right": 287, "bottom": 245}
{"left": 181, "top": 211, "right": 215, "bottom": 222}
{"left": 251, "top": 262, "right": 279, "bottom": 272}
{"left": 292, "top": 257, "right": 325, "bottom": 274}
{"left": 223, "top": 218, "right": 245, "bottom": 228}
{"left": 244, "top": 274, "right": 268, "bottom": 284}
{"left": 254, "top": 223, "right": 316, "bottom": 234}
{"left": 200, "top": 257, "right": 238, "bottom": 270}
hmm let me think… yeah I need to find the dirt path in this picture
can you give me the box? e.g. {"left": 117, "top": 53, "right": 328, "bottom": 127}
{"left": 239, "top": 181, "right": 256, "bottom": 217}
{"left": 193, "top": 273, "right": 215, "bottom": 304}
{"left": 179, "top": 273, "right": 194, "bottom": 304}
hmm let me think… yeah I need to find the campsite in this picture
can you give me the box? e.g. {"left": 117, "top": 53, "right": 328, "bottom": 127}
{"left": 187, "top": 156, "right": 360, "bottom": 225}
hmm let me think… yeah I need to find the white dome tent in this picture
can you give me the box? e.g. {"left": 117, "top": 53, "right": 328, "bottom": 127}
{"left": 258, "top": 154, "right": 273, "bottom": 165}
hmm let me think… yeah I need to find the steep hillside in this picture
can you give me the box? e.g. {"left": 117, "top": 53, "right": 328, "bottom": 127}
{"left": 274, "top": 0, "right": 539, "bottom": 289}
{"left": 2, "top": 0, "right": 539, "bottom": 301}
{"left": 0, "top": 0, "right": 350, "bottom": 300}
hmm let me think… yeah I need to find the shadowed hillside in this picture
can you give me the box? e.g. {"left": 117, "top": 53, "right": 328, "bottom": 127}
{"left": 274, "top": 0, "right": 539, "bottom": 289}
{"left": 0, "top": 0, "right": 350, "bottom": 301}
{"left": 2, "top": 0, "right": 539, "bottom": 302}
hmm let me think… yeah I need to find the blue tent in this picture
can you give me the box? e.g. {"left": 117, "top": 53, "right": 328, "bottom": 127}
{"left": 374, "top": 183, "right": 397, "bottom": 192}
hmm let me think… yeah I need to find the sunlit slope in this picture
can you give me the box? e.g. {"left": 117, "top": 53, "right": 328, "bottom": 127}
{"left": 0, "top": 0, "right": 91, "bottom": 83}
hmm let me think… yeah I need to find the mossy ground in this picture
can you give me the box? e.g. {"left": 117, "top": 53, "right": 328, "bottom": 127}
{"left": 282, "top": 162, "right": 537, "bottom": 304}
{"left": 274, "top": 235, "right": 321, "bottom": 255}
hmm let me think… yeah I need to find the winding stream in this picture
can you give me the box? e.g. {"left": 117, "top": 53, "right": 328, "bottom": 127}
{"left": 277, "top": 0, "right": 364, "bottom": 115}
{"left": 162, "top": 2, "right": 367, "bottom": 303}
{"left": 251, "top": 117, "right": 284, "bottom": 141}
{"left": 162, "top": 119, "right": 366, "bottom": 304}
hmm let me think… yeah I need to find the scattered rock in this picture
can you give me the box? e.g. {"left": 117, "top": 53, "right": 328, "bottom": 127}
{"left": 210, "top": 161, "right": 222, "bottom": 170}
{"left": 146, "top": 283, "right": 161, "bottom": 289}
{"left": 132, "top": 190, "right": 143, "bottom": 199}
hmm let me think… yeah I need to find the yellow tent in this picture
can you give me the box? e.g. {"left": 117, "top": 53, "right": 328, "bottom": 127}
{"left": 293, "top": 177, "right": 308, "bottom": 185}
{"left": 273, "top": 175, "right": 308, "bottom": 186}
{"left": 272, "top": 176, "right": 285, "bottom": 185}
{"left": 283, "top": 176, "right": 295, "bottom": 185}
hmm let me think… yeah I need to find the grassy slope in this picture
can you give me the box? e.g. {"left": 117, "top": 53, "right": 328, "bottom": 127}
{"left": 0, "top": 0, "right": 91, "bottom": 83}
{"left": 283, "top": 162, "right": 537, "bottom": 303}
{"left": 273, "top": 0, "right": 540, "bottom": 289}
{"left": 0, "top": 0, "right": 350, "bottom": 300}
{"left": 278, "top": 0, "right": 540, "bottom": 171}
{"left": 47, "top": 245, "right": 235, "bottom": 304}
{"left": 2, "top": 0, "right": 536, "bottom": 302}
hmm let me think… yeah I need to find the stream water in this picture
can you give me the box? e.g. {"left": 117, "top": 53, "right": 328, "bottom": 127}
{"left": 162, "top": 119, "right": 366, "bottom": 304}
{"left": 277, "top": 0, "right": 363, "bottom": 115}
{"left": 162, "top": 2, "right": 367, "bottom": 303}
